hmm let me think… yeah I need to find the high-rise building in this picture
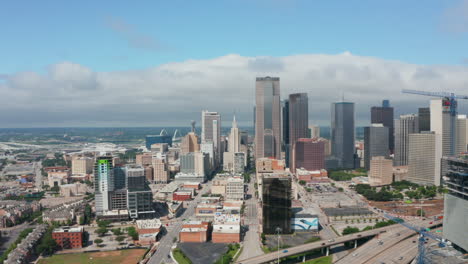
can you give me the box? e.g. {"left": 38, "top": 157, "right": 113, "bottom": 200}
{"left": 181, "top": 132, "right": 200, "bottom": 154}
{"left": 289, "top": 93, "right": 308, "bottom": 167}
{"left": 71, "top": 157, "right": 93, "bottom": 176}
{"left": 364, "top": 124, "right": 389, "bottom": 170}
{"left": 145, "top": 129, "right": 172, "bottom": 150}
{"left": 371, "top": 100, "right": 394, "bottom": 152}
{"left": 292, "top": 138, "right": 325, "bottom": 172}
{"left": 407, "top": 132, "right": 442, "bottom": 186}
{"left": 456, "top": 115, "right": 468, "bottom": 154}
{"left": 430, "top": 99, "right": 457, "bottom": 156}
{"left": 152, "top": 154, "right": 169, "bottom": 183}
{"left": 200, "top": 142, "right": 215, "bottom": 168}
{"left": 282, "top": 99, "right": 290, "bottom": 153}
{"left": 180, "top": 152, "right": 210, "bottom": 177}
{"left": 394, "top": 114, "right": 419, "bottom": 166}
{"left": 418, "top": 107, "right": 430, "bottom": 132}
{"left": 94, "top": 156, "right": 114, "bottom": 215}
{"left": 228, "top": 115, "right": 240, "bottom": 153}
{"left": 331, "top": 102, "right": 355, "bottom": 169}
{"left": 233, "top": 152, "right": 245, "bottom": 174}
{"left": 262, "top": 175, "right": 292, "bottom": 234}
{"left": 201, "top": 110, "right": 221, "bottom": 163}
{"left": 308, "top": 125, "right": 320, "bottom": 138}
{"left": 255, "top": 77, "right": 281, "bottom": 160}
{"left": 369, "top": 156, "right": 393, "bottom": 186}
{"left": 223, "top": 116, "right": 245, "bottom": 173}
{"left": 442, "top": 155, "right": 468, "bottom": 251}
{"left": 136, "top": 153, "right": 152, "bottom": 166}
{"left": 125, "top": 165, "right": 155, "bottom": 219}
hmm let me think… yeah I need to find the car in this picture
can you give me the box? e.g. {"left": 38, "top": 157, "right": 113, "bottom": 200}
{"left": 321, "top": 243, "right": 326, "bottom": 246}
{"left": 357, "top": 234, "right": 362, "bottom": 237}
{"left": 413, "top": 241, "right": 416, "bottom": 243}
{"left": 282, "top": 250, "right": 288, "bottom": 253}
{"left": 328, "top": 239, "right": 335, "bottom": 242}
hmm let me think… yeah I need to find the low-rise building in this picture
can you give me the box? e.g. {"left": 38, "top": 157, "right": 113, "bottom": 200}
{"left": 5, "top": 224, "right": 47, "bottom": 264}
{"left": 136, "top": 219, "right": 163, "bottom": 245}
{"left": 226, "top": 177, "right": 244, "bottom": 200}
{"left": 52, "top": 226, "right": 84, "bottom": 249}
{"left": 179, "top": 227, "right": 208, "bottom": 242}
{"left": 173, "top": 191, "right": 192, "bottom": 201}
{"left": 296, "top": 168, "right": 328, "bottom": 182}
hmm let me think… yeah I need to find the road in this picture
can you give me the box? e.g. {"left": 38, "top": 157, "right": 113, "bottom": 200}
{"left": 238, "top": 175, "right": 263, "bottom": 261}
{"left": 147, "top": 181, "right": 212, "bottom": 264}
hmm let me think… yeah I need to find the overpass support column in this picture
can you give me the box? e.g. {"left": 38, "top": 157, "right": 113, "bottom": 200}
{"left": 326, "top": 247, "right": 329, "bottom": 256}
{"left": 354, "top": 240, "right": 357, "bottom": 248}
{"left": 302, "top": 255, "right": 306, "bottom": 262}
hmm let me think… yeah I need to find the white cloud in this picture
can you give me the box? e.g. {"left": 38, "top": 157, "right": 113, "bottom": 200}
{"left": 1, "top": 53, "right": 468, "bottom": 127}
{"left": 440, "top": 0, "right": 468, "bottom": 34}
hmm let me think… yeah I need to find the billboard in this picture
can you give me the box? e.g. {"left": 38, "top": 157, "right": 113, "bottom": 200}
{"left": 291, "top": 216, "right": 319, "bottom": 231}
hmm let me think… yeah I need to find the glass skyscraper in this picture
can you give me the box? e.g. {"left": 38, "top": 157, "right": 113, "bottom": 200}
{"left": 262, "top": 175, "right": 292, "bottom": 234}
{"left": 331, "top": 102, "right": 355, "bottom": 169}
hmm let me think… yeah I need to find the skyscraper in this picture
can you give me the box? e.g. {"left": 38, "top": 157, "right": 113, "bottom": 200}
{"left": 394, "top": 114, "right": 419, "bottom": 166}
{"left": 223, "top": 115, "right": 244, "bottom": 173}
{"left": 407, "top": 132, "right": 442, "bottom": 186}
{"left": 331, "top": 102, "right": 355, "bottom": 169}
{"left": 418, "top": 107, "right": 431, "bottom": 132}
{"left": 430, "top": 99, "right": 457, "bottom": 156}
{"left": 255, "top": 77, "right": 281, "bottom": 160}
{"left": 292, "top": 138, "right": 325, "bottom": 172}
{"left": 94, "top": 156, "right": 114, "bottom": 215}
{"left": 288, "top": 93, "right": 308, "bottom": 167}
{"left": 364, "top": 124, "right": 389, "bottom": 170}
{"left": 262, "top": 175, "right": 292, "bottom": 234}
{"left": 369, "top": 156, "right": 393, "bottom": 186}
{"left": 181, "top": 132, "right": 200, "bottom": 154}
{"left": 282, "top": 100, "right": 290, "bottom": 164}
{"left": 125, "top": 165, "right": 155, "bottom": 219}
{"left": 201, "top": 110, "right": 221, "bottom": 163}
{"left": 308, "top": 125, "right": 320, "bottom": 138}
{"left": 371, "top": 100, "right": 394, "bottom": 152}
{"left": 456, "top": 115, "right": 468, "bottom": 154}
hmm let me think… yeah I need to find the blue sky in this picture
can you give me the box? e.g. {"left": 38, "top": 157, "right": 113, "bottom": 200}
{"left": 1, "top": 0, "right": 468, "bottom": 127}
{"left": 1, "top": 0, "right": 467, "bottom": 74}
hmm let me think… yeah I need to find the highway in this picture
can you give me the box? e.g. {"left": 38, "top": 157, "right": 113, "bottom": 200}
{"left": 237, "top": 220, "right": 440, "bottom": 264}
{"left": 238, "top": 174, "right": 263, "bottom": 261}
{"left": 147, "top": 181, "right": 212, "bottom": 264}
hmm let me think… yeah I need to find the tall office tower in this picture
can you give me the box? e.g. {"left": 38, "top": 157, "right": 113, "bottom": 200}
{"left": 233, "top": 152, "right": 246, "bottom": 174}
{"left": 94, "top": 156, "right": 114, "bottom": 215}
{"left": 181, "top": 132, "right": 200, "bottom": 154}
{"left": 71, "top": 157, "right": 93, "bottom": 176}
{"left": 200, "top": 142, "right": 215, "bottom": 167}
{"left": 255, "top": 77, "right": 281, "bottom": 160}
{"left": 262, "top": 175, "right": 292, "bottom": 234}
{"left": 418, "top": 107, "right": 431, "bottom": 132}
{"left": 394, "top": 114, "right": 419, "bottom": 166}
{"left": 430, "top": 99, "right": 457, "bottom": 156}
{"left": 292, "top": 138, "right": 325, "bottom": 172}
{"left": 442, "top": 155, "right": 468, "bottom": 251}
{"left": 364, "top": 124, "right": 389, "bottom": 170}
{"left": 228, "top": 115, "right": 240, "bottom": 153}
{"left": 201, "top": 110, "right": 221, "bottom": 162}
{"left": 288, "top": 93, "right": 309, "bottom": 167}
{"left": 145, "top": 129, "right": 172, "bottom": 150}
{"left": 371, "top": 100, "right": 394, "bottom": 152}
{"left": 282, "top": 99, "right": 290, "bottom": 165}
{"left": 113, "top": 166, "right": 126, "bottom": 190}
{"left": 456, "top": 115, "right": 468, "bottom": 153}
{"left": 331, "top": 102, "right": 355, "bottom": 169}
{"left": 180, "top": 152, "right": 210, "bottom": 177}
{"left": 308, "top": 125, "right": 320, "bottom": 138}
{"left": 125, "top": 165, "right": 154, "bottom": 219}
{"left": 407, "top": 132, "right": 442, "bottom": 186}
{"left": 369, "top": 156, "right": 393, "bottom": 186}
{"left": 152, "top": 154, "right": 169, "bottom": 183}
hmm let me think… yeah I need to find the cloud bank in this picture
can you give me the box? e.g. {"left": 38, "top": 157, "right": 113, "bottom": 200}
{"left": 1, "top": 53, "right": 468, "bottom": 127}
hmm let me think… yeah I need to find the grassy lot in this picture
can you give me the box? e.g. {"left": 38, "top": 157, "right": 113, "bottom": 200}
{"left": 37, "top": 249, "right": 146, "bottom": 264}
{"left": 173, "top": 248, "right": 192, "bottom": 264}
{"left": 304, "top": 256, "right": 333, "bottom": 264}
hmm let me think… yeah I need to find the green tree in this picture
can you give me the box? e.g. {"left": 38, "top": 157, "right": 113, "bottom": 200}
{"left": 112, "top": 228, "right": 122, "bottom": 236}
{"left": 94, "top": 238, "right": 103, "bottom": 247}
{"left": 126, "top": 226, "right": 138, "bottom": 240}
{"left": 97, "top": 219, "right": 111, "bottom": 228}
{"left": 299, "top": 180, "right": 306, "bottom": 186}
{"left": 342, "top": 226, "right": 360, "bottom": 236}
{"left": 95, "top": 227, "right": 108, "bottom": 237}
{"left": 116, "top": 235, "right": 126, "bottom": 244}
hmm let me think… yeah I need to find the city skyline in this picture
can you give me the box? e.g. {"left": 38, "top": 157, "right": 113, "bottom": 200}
{"left": 1, "top": 1, "right": 468, "bottom": 127}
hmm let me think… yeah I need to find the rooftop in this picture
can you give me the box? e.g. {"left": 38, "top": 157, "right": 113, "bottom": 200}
{"left": 136, "top": 219, "right": 162, "bottom": 229}
{"left": 53, "top": 226, "right": 84, "bottom": 233}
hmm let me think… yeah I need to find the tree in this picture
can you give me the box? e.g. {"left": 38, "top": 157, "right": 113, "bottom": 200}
{"left": 95, "top": 227, "right": 108, "bottom": 237}
{"left": 126, "top": 226, "right": 138, "bottom": 240}
{"left": 112, "top": 228, "right": 122, "bottom": 236}
{"left": 338, "top": 187, "right": 344, "bottom": 192}
{"left": 299, "top": 180, "right": 306, "bottom": 186}
{"left": 98, "top": 220, "right": 111, "bottom": 228}
{"left": 94, "top": 238, "right": 103, "bottom": 247}
{"left": 116, "top": 235, "right": 126, "bottom": 244}
{"left": 342, "top": 226, "right": 360, "bottom": 236}
{"left": 50, "top": 186, "right": 60, "bottom": 193}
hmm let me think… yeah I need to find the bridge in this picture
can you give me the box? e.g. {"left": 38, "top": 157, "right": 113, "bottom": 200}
{"left": 236, "top": 220, "right": 440, "bottom": 264}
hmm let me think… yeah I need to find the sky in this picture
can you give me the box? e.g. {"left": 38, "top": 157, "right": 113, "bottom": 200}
{"left": 1, "top": 0, "right": 468, "bottom": 127}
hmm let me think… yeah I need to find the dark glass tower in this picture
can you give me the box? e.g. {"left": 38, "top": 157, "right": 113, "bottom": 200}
{"left": 371, "top": 100, "right": 394, "bottom": 153}
{"left": 364, "top": 124, "right": 389, "bottom": 170}
{"left": 289, "top": 93, "right": 309, "bottom": 167}
{"left": 331, "top": 102, "right": 355, "bottom": 169}
{"left": 282, "top": 99, "right": 290, "bottom": 165}
{"left": 262, "top": 176, "right": 292, "bottom": 234}
{"left": 418, "top": 107, "right": 431, "bottom": 132}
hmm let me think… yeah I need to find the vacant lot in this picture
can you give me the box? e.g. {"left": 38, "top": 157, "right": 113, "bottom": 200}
{"left": 38, "top": 249, "right": 146, "bottom": 264}
{"left": 369, "top": 199, "right": 444, "bottom": 216}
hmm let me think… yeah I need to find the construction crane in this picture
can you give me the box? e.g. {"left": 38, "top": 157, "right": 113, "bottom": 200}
{"left": 402, "top": 89, "right": 468, "bottom": 155}
{"left": 384, "top": 213, "right": 446, "bottom": 264}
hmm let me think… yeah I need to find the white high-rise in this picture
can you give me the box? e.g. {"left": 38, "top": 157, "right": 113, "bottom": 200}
{"left": 430, "top": 99, "right": 457, "bottom": 156}
{"left": 407, "top": 132, "right": 442, "bottom": 186}
{"left": 394, "top": 114, "right": 419, "bottom": 166}
{"left": 202, "top": 110, "right": 221, "bottom": 164}
{"left": 223, "top": 115, "right": 245, "bottom": 173}
{"left": 456, "top": 115, "right": 468, "bottom": 154}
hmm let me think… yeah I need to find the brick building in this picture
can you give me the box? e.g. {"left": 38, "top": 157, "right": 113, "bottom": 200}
{"left": 52, "top": 226, "right": 84, "bottom": 249}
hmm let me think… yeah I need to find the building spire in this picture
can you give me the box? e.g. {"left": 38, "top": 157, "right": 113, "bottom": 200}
{"left": 232, "top": 113, "right": 237, "bottom": 129}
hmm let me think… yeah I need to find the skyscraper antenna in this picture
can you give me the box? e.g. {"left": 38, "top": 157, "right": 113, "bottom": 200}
{"left": 342, "top": 90, "right": 345, "bottom": 102}
{"left": 191, "top": 120, "right": 196, "bottom": 133}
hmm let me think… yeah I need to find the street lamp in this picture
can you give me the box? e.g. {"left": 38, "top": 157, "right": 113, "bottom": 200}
{"left": 276, "top": 227, "right": 282, "bottom": 264}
